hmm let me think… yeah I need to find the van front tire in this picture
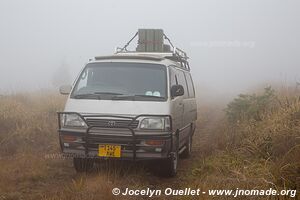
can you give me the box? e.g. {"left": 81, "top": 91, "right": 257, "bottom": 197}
{"left": 73, "top": 157, "right": 94, "bottom": 172}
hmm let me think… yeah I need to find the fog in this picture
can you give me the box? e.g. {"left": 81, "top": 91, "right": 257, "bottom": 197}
{"left": 0, "top": 0, "right": 299, "bottom": 97}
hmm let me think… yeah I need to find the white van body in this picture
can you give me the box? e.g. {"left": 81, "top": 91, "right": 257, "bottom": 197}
{"left": 58, "top": 52, "right": 197, "bottom": 177}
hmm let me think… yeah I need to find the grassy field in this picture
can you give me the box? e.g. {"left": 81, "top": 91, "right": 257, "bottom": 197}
{"left": 0, "top": 87, "right": 299, "bottom": 200}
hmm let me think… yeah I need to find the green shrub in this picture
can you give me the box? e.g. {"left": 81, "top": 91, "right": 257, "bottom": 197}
{"left": 225, "top": 87, "right": 276, "bottom": 123}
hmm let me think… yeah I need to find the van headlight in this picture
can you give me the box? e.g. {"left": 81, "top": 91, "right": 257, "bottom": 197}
{"left": 60, "top": 113, "right": 87, "bottom": 128}
{"left": 140, "top": 117, "right": 171, "bottom": 131}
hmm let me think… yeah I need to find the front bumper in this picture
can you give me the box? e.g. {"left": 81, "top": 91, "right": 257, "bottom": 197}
{"left": 57, "top": 112, "right": 176, "bottom": 161}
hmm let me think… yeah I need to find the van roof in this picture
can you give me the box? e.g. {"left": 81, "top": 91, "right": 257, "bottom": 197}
{"left": 94, "top": 53, "right": 164, "bottom": 62}
{"left": 93, "top": 52, "right": 190, "bottom": 71}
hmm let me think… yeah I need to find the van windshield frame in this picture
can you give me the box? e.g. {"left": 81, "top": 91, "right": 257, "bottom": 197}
{"left": 70, "top": 62, "right": 168, "bottom": 102}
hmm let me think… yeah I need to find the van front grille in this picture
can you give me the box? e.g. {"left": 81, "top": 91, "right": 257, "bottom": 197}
{"left": 85, "top": 118, "right": 139, "bottom": 129}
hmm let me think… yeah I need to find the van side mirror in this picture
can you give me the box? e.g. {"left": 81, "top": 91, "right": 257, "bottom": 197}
{"left": 59, "top": 85, "right": 72, "bottom": 95}
{"left": 171, "top": 85, "right": 184, "bottom": 97}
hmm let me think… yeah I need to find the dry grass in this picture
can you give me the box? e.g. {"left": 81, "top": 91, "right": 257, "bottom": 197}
{"left": 0, "top": 88, "right": 299, "bottom": 199}
{"left": 190, "top": 87, "right": 300, "bottom": 199}
{"left": 0, "top": 92, "right": 64, "bottom": 155}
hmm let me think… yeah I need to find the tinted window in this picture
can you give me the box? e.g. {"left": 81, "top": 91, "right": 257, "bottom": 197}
{"left": 169, "top": 68, "right": 178, "bottom": 86}
{"left": 185, "top": 73, "right": 195, "bottom": 98}
{"left": 176, "top": 70, "right": 188, "bottom": 98}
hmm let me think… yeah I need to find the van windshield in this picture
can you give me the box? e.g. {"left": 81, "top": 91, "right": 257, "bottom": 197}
{"left": 71, "top": 62, "right": 167, "bottom": 101}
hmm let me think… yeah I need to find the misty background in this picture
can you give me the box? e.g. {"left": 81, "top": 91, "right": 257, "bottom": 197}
{"left": 0, "top": 0, "right": 299, "bottom": 98}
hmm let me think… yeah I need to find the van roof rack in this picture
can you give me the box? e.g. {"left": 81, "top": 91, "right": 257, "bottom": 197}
{"left": 114, "top": 29, "right": 190, "bottom": 71}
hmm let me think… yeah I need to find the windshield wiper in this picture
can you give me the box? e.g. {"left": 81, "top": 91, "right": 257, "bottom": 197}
{"left": 111, "top": 94, "right": 165, "bottom": 100}
{"left": 133, "top": 94, "right": 165, "bottom": 99}
{"left": 73, "top": 92, "right": 124, "bottom": 100}
{"left": 111, "top": 94, "right": 135, "bottom": 100}
{"left": 94, "top": 92, "right": 123, "bottom": 95}
{"left": 73, "top": 93, "right": 101, "bottom": 99}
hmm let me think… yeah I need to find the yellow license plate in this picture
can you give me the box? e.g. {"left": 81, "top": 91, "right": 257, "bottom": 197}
{"left": 98, "top": 145, "right": 121, "bottom": 158}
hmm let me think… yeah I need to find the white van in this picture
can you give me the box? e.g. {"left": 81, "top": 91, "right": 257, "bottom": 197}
{"left": 58, "top": 30, "right": 197, "bottom": 177}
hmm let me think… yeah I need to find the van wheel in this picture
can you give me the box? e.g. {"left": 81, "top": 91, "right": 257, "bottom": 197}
{"left": 161, "top": 151, "right": 178, "bottom": 177}
{"left": 181, "top": 134, "right": 192, "bottom": 158}
{"left": 73, "top": 157, "right": 94, "bottom": 172}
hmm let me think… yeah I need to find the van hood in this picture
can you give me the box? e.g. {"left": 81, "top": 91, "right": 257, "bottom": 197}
{"left": 64, "top": 99, "right": 170, "bottom": 116}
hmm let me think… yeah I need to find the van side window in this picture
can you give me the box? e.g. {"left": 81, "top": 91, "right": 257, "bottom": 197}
{"left": 169, "top": 68, "right": 178, "bottom": 86}
{"left": 185, "top": 73, "right": 195, "bottom": 98}
{"left": 176, "top": 70, "right": 189, "bottom": 98}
